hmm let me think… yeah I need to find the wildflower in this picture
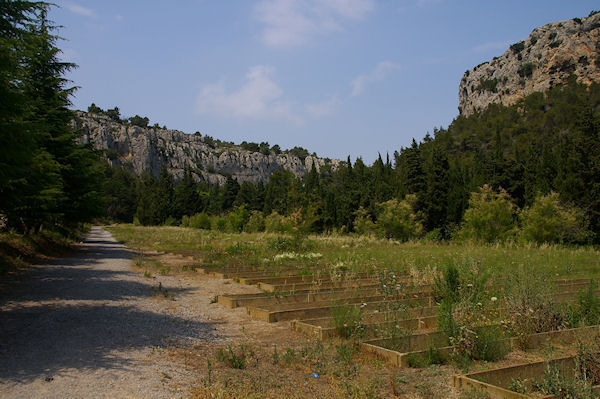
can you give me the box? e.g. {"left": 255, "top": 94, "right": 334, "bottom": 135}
{"left": 491, "top": 297, "right": 497, "bottom": 302}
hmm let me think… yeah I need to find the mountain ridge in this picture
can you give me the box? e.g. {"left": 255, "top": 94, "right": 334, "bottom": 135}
{"left": 74, "top": 111, "right": 340, "bottom": 185}
{"left": 459, "top": 11, "right": 600, "bottom": 116}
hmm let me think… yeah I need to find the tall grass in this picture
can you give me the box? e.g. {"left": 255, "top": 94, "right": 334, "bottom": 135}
{"left": 106, "top": 225, "right": 600, "bottom": 279}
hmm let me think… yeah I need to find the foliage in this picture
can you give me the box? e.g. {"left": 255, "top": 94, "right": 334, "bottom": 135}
{"left": 128, "top": 114, "right": 149, "bottom": 127}
{"left": 244, "top": 211, "right": 265, "bottom": 233}
{"left": 510, "top": 41, "right": 525, "bottom": 54}
{"left": 459, "top": 185, "right": 518, "bottom": 243}
{"left": 215, "top": 345, "right": 251, "bottom": 369}
{"left": 353, "top": 207, "right": 376, "bottom": 235}
{"left": 517, "top": 62, "right": 534, "bottom": 78}
{"left": 181, "top": 213, "right": 211, "bottom": 230}
{"left": 477, "top": 78, "right": 498, "bottom": 93}
{"left": 520, "top": 192, "right": 590, "bottom": 244}
{"left": 227, "top": 205, "right": 250, "bottom": 232}
{"left": 375, "top": 195, "right": 423, "bottom": 241}
{"left": 331, "top": 303, "right": 364, "bottom": 339}
{"left": 0, "top": 3, "right": 104, "bottom": 233}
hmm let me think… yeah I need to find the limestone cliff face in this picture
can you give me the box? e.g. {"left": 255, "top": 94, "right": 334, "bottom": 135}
{"left": 459, "top": 12, "right": 600, "bottom": 116}
{"left": 74, "top": 112, "right": 340, "bottom": 184}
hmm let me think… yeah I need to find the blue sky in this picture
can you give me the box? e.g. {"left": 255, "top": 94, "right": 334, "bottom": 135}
{"left": 51, "top": 1, "right": 598, "bottom": 163}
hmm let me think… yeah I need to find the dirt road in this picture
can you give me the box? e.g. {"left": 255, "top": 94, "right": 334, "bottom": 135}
{"left": 0, "top": 227, "right": 235, "bottom": 398}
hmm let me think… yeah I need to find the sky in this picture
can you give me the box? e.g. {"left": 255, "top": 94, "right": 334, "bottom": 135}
{"left": 51, "top": 1, "right": 598, "bottom": 164}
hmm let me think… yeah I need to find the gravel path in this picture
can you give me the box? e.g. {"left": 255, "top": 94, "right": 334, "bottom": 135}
{"left": 0, "top": 226, "right": 220, "bottom": 398}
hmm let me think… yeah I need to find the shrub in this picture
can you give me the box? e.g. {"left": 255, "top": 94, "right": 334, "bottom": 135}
{"left": 520, "top": 192, "right": 590, "bottom": 244}
{"left": 567, "top": 280, "right": 600, "bottom": 327}
{"left": 227, "top": 205, "right": 250, "bottom": 232}
{"left": 477, "top": 78, "right": 498, "bottom": 93}
{"left": 517, "top": 62, "right": 535, "bottom": 78}
{"left": 459, "top": 185, "right": 518, "bottom": 243}
{"left": 375, "top": 195, "right": 423, "bottom": 241}
{"left": 331, "top": 303, "right": 364, "bottom": 339}
{"left": 215, "top": 345, "right": 250, "bottom": 369}
{"left": 353, "top": 206, "right": 376, "bottom": 235}
{"left": 213, "top": 217, "right": 228, "bottom": 232}
{"left": 183, "top": 213, "right": 211, "bottom": 229}
{"left": 244, "top": 211, "right": 265, "bottom": 233}
{"left": 549, "top": 40, "right": 562, "bottom": 48}
{"left": 264, "top": 211, "right": 287, "bottom": 233}
{"left": 510, "top": 41, "right": 525, "bottom": 54}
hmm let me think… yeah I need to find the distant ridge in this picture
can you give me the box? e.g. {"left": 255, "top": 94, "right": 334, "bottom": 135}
{"left": 74, "top": 111, "right": 340, "bottom": 184}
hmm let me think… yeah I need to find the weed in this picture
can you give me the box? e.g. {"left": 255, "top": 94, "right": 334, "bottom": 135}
{"left": 272, "top": 344, "right": 279, "bottom": 365}
{"left": 158, "top": 266, "right": 171, "bottom": 275}
{"left": 331, "top": 303, "right": 364, "bottom": 339}
{"left": 143, "top": 271, "right": 151, "bottom": 278}
{"left": 225, "top": 242, "right": 255, "bottom": 255}
{"left": 433, "top": 262, "right": 461, "bottom": 303}
{"left": 209, "top": 295, "right": 218, "bottom": 304}
{"left": 205, "top": 358, "right": 212, "bottom": 386}
{"left": 134, "top": 256, "right": 144, "bottom": 268}
{"left": 283, "top": 347, "right": 297, "bottom": 364}
{"left": 407, "top": 346, "right": 445, "bottom": 368}
{"left": 533, "top": 363, "right": 594, "bottom": 398}
{"left": 335, "top": 343, "right": 354, "bottom": 365}
{"left": 508, "top": 377, "right": 530, "bottom": 394}
{"left": 152, "top": 282, "right": 174, "bottom": 300}
{"left": 216, "top": 345, "right": 250, "bottom": 369}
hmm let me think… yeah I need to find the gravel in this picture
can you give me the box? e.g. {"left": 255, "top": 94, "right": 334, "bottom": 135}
{"left": 0, "top": 226, "right": 219, "bottom": 398}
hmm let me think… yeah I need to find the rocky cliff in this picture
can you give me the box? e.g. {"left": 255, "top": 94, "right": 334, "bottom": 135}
{"left": 459, "top": 12, "right": 600, "bottom": 116}
{"left": 74, "top": 112, "right": 340, "bottom": 185}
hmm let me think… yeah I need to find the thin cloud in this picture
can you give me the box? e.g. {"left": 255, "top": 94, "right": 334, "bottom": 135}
{"left": 351, "top": 61, "right": 401, "bottom": 96}
{"left": 305, "top": 95, "right": 340, "bottom": 118}
{"left": 254, "top": 0, "right": 374, "bottom": 48}
{"left": 115, "top": 14, "right": 124, "bottom": 22}
{"left": 196, "top": 65, "right": 302, "bottom": 125}
{"left": 65, "top": 3, "right": 96, "bottom": 18}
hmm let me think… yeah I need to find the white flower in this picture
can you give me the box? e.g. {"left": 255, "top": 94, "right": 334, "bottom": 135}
{"left": 491, "top": 297, "right": 497, "bottom": 302}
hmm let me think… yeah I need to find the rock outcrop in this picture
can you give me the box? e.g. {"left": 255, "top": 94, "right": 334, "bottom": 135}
{"left": 459, "top": 12, "right": 600, "bottom": 116}
{"left": 74, "top": 112, "right": 340, "bottom": 185}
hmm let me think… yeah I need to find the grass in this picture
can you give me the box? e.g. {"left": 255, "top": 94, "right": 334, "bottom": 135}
{"left": 106, "top": 224, "right": 600, "bottom": 398}
{"left": 106, "top": 225, "right": 600, "bottom": 281}
{"left": 0, "top": 230, "right": 76, "bottom": 275}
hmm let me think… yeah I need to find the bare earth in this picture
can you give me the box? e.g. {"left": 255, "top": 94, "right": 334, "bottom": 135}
{"left": 0, "top": 226, "right": 292, "bottom": 398}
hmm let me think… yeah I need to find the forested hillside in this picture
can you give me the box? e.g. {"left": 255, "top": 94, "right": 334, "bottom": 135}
{"left": 105, "top": 78, "right": 600, "bottom": 242}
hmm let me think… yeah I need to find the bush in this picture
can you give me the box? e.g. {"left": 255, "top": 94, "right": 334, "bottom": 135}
{"left": 227, "top": 205, "right": 250, "bottom": 232}
{"left": 520, "top": 192, "right": 590, "bottom": 244}
{"left": 331, "top": 303, "right": 364, "bottom": 339}
{"left": 432, "top": 262, "right": 461, "bottom": 303}
{"left": 264, "top": 211, "right": 287, "bottom": 233}
{"left": 244, "top": 211, "right": 265, "bottom": 233}
{"left": 353, "top": 206, "right": 376, "bottom": 235}
{"left": 182, "top": 213, "right": 211, "bottom": 229}
{"left": 162, "top": 216, "right": 178, "bottom": 226}
{"left": 510, "top": 41, "right": 525, "bottom": 54}
{"left": 459, "top": 185, "right": 518, "bottom": 243}
{"left": 517, "top": 62, "right": 535, "bottom": 78}
{"left": 375, "top": 195, "right": 423, "bottom": 241}
{"left": 213, "top": 217, "right": 228, "bottom": 232}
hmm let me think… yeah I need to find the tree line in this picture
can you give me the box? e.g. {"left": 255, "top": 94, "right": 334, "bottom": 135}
{"left": 104, "top": 77, "right": 600, "bottom": 244}
{"left": 0, "top": 2, "right": 104, "bottom": 235}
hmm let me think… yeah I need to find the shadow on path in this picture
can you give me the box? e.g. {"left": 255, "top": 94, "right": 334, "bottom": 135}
{"left": 0, "top": 227, "right": 217, "bottom": 384}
